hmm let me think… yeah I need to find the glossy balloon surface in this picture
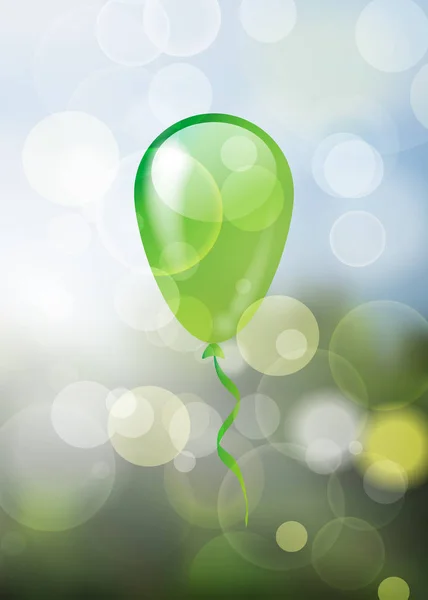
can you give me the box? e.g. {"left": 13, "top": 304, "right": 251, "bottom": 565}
{"left": 135, "top": 114, "right": 293, "bottom": 343}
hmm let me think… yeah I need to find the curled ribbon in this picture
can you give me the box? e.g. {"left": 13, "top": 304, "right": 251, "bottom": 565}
{"left": 202, "top": 342, "right": 249, "bottom": 526}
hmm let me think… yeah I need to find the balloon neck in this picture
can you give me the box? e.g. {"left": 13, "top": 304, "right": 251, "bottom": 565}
{"left": 202, "top": 343, "right": 225, "bottom": 360}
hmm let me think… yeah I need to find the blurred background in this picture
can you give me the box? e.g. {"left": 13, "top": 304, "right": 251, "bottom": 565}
{"left": 1, "top": 0, "right": 428, "bottom": 597}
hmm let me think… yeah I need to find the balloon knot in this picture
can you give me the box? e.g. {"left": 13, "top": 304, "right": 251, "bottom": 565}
{"left": 202, "top": 343, "right": 225, "bottom": 360}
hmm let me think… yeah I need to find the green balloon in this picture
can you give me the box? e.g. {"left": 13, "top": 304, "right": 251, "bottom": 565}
{"left": 134, "top": 114, "right": 293, "bottom": 344}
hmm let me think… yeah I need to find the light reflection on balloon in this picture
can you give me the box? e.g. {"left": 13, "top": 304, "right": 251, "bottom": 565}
{"left": 135, "top": 115, "right": 293, "bottom": 344}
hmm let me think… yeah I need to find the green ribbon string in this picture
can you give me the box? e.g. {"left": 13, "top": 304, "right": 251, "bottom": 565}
{"left": 202, "top": 343, "right": 249, "bottom": 526}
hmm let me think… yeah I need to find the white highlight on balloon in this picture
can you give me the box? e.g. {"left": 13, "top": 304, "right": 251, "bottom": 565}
{"left": 151, "top": 139, "right": 221, "bottom": 223}
{"left": 239, "top": 0, "right": 297, "bottom": 44}
{"left": 411, "top": 64, "right": 428, "bottom": 130}
{"left": 151, "top": 143, "right": 192, "bottom": 206}
{"left": 22, "top": 112, "right": 119, "bottom": 207}
{"left": 143, "top": 0, "right": 221, "bottom": 57}
{"left": 330, "top": 211, "right": 386, "bottom": 268}
{"left": 313, "top": 134, "right": 384, "bottom": 198}
{"left": 148, "top": 63, "right": 212, "bottom": 126}
{"left": 221, "top": 136, "right": 258, "bottom": 172}
{"left": 51, "top": 381, "right": 111, "bottom": 449}
{"left": 96, "top": 1, "right": 161, "bottom": 66}
{"left": 356, "top": 0, "right": 428, "bottom": 73}
{"left": 48, "top": 213, "right": 92, "bottom": 256}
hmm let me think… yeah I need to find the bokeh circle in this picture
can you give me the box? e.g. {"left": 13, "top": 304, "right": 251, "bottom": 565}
{"left": 237, "top": 296, "right": 319, "bottom": 376}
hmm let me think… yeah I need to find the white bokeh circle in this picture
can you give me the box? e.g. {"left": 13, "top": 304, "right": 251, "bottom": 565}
{"left": 356, "top": 0, "right": 428, "bottom": 73}
{"left": 108, "top": 386, "right": 191, "bottom": 467}
{"left": 174, "top": 451, "right": 196, "bottom": 473}
{"left": 306, "top": 439, "right": 342, "bottom": 475}
{"left": 143, "top": 0, "right": 221, "bottom": 57}
{"left": 106, "top": 387, "right": 131, "bottom": 411}
{"left": 155, "top": 318, "right": 205, "bottom": 353}
{"left": 108, "top": 389, "right": 154, "bottom": 438}
{"left": 286, "top": 389, "right": 366, "bottom": 473}
{"left": 313, "top": 134, "right": 384, "bottom": 198}
{"left": 0, "top": 404, "right": 115, "bottom": 531}
{"left": 411, "top": 64, "right": 428, "bottom": 129}
{"left": 323, "top": 139, "right": 383, "bottom": 198}
{"left": 363, "top": 461, "right": 408, "bottom": 505}
{"left": 239, "top": 0, "right": 297, "bottom": 44}
{"left": 148, "top": 63, "right": 212, "bottom": 127}
{"left": 68, "top": 67, "right": 162, "bottom": 155}
{"left": 96, "top": 0, "right": 161, "bottom": 66}
{"left": 330, "top": 211, "right": 386, "bottom": 268}
{"left": 96, "top": 153, "right": 150, "bottom": 269}
{"left": 235, "top": 393, "right": 280, "bottom": 440}
{"left": 33, "top": 6, "right": 111, "bottom": 112}
{"left": 22, "top": 112, "right": 119, "bottom": 207}
{"left": 237, "top": 296, "right": 319, "bottom": 376}
{"left": 276, "top": 329, "right": 308, "bottom": 360}
{"left": 51, "top": 381, "right": 111, "bottom": 449}
{"left": 180, "top": 395, "right": 223, "bottom": 458}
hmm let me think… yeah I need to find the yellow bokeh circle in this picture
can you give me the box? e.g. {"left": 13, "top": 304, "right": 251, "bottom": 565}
{"left": 237, "top": 296, "right": 319, "bottom": 376}
{"left": 275, "top": 521, "right": 308, "bottom": 553}
{"left": 358, "top": 408, "right": 428, "bottom": 488}
{"left": 378, "top": 577, "right": 410, "bottom": 600}
{"left": 218, "top": 444, "right": 337, "bottom": 571}
{"left": 108, "top": 386, "right": 190, "bottom": 467}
